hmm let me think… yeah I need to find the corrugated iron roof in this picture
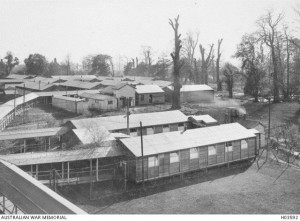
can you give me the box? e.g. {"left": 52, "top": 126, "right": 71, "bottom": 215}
{"left": 0, "top": 93, "right": 39, "bottom": 120}
{"left": 60, "top": 80, "right": 102, "bottom": 89}
{"left": 0, "top": 146, "right": 123, "bottom": 166}
{"left": 0, "top": 79, "right": 24, "bottom": 84}
{"left": 188, "top": 115, "right": 218, "bottom": 124}
{"left": 120, "top": 123, "right": 257, "bottom": 157}
{"left": 51, "top": 75, "right": 97, "bottom": 80}
{"left": 7, "top": 74, "right": 35, "bottom": 79}
{"left": 79, "top": 92, "right": 116, "bottom": 101}
{"left": 17, "top": 81, "right": 56, "bottom": 91}
{"left": 138, "top": 80, "right": 172, "bottom": 88}
{"left": 0, "top": 127, "right": 68, "bottom": 141}
{"left": 27, "top": 77, "right": 59, "bottom": 84}
{"left": 135, "top": 85, "right": 164, "bottom": 94}
{"left": 72, "top": 128, "right": 115, "bottom": 144}
{"left": 35, "top": 90, "right": 100, "bottom": 97}
{"left": 248, "top": 128, "right": 260, "bottom": 134}
{"left": 168, "top": 84, "right": 214, "bottom": 92}
{"left": 68, "top": 110, "right": 187, "bottom": 131}
{"left": 53, "top": 95, "right": 85, "bottom": 102}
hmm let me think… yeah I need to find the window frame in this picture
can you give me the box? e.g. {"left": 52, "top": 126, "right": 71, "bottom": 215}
{"left": 148, "top": 156, "right": 158, "bottom": 167}
{"left": 208, "top": 145, "right": 216, "bottom": 155}
{"left": 170, "top": 152, "right": 179, "bottom": 163}
{"left": 190, "top": 147, "right": 198, "bottom": 159}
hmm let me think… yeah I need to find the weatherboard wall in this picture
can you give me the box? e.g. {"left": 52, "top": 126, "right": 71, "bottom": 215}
{"left": 132, "top": 137, "right": 257, "bottom": 182}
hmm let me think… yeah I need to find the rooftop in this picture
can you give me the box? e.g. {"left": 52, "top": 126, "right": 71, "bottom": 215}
{"left": 67, "top": 110, "right": 188, "bottom": 131}
{"left": 6, "top": 74, "right": 35, "bottom": 80}
{"left": 72, "top": 128, "right": 115, "bottom": 144}
{"left": 237, "top": 119, "right": 264, "bottom": 129}
{"left": 16, "top": 81, "right": 57, "bottom": 91}
{"left": 0, "top": 127, "right": 68, "bottom": 141}
{"left": 0, "top": 146, "right": 123, "bottom": 166}
{"left": 168, "top": 84, "right": 214, "bottom": 92}
{"left": 188, "top": 115, "right": 218, "bottom": 124}
{"left": 121, "top": 123, "right": 257, "bottom": 157}
{"left": 59, "top": 80, "right": 102, "bottom": 89}
{"left": 79, "top": 92, "right": 116, "bottom": 101}
{"left": 53, "top": 95, "right": 85, "bottom": 102}
{"left": 135, "top": 84, "right": 164, "bottom": 94}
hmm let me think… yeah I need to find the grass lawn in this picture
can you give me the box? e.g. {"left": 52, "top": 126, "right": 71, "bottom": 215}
{"left": 72, "top": 157, "right": 300, "bottom": 214}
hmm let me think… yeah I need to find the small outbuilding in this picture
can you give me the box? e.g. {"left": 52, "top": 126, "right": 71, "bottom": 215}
{"left": 79, "top": 92, "right": 118, "bottom": 112}
{"left": 187, "top": 115, "right": 218, "bottom": 128}
{"left": 135, "top": 85, "right": 165, "bottom": 105}
{"left": 52, "top": 95, "right": 87, "bottom": 114}
{"left": 164, "top": 84, "right": 214, "bottom": 103}
{"left": 101, "top": 83, "right": 136, "bottom": 107}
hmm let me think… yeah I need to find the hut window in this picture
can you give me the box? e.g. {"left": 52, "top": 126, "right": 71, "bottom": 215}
{"left": 148, "top": 156, "right": 158, "bottom": 167}
{"left": 241, "top": 140, "right": 248, "bottom": 149}
{"left": 141, "top": 95, "right": 144, "bottom": 101}
{"left": 225, "top": 142, "right": 233, "bottom": 152}
{"left": 208, "top": 146, "right": 216, "bottom": 155}
{"left": 108, "top": 100, "right": 113, "bottom": 105}
{"left": 190, "top": 148, "right": 198, "bottom": 159}
{"left": 170, "top": 152, "right": 179, "bottom": 163}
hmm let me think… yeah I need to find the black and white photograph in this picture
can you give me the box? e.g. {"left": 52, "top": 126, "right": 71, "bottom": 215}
{"left": 0, "top": 0, "right": 299, "bottom": 217}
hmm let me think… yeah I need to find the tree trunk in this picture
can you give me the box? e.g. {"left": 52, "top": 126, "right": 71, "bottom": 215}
{"left": 271, "top": 49, "right": 280, "bottom": 103}
{"left": 169, "top": 16, "right": 183, "bottom": 109}
{"left": 216, "top": 39, "right": 223, "bottom": 91}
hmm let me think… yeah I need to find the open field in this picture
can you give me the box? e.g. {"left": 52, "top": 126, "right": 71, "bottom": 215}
{"left": 74, "top": 157, "right": 300, "bottom": 214}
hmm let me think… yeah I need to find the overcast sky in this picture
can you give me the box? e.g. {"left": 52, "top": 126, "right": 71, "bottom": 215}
{"left": 0, "top": 0, "right": 299, "bottom": 69}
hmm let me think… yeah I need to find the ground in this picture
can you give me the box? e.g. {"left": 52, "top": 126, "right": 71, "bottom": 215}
{"left": 72, "top": 158, "right": 300, "bottom": 214}
{"left": 5, "top": 104, "right": 79, "bottom": 131}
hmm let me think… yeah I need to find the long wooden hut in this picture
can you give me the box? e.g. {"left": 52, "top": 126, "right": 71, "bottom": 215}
{"left": 120, "top": 123, "right": 258, "bottom": 183}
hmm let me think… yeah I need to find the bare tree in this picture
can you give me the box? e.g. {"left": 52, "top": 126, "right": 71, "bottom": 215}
{"left": 216, "top": 39, "right": 223, "bottom": 91}
{"left": 169, "top": 15, "right": 184, "bottom": 109}
{"left": 222, "top": 63, "right": 239, "bottom": 98}
{"left": 257, "top": 11, "right": 284, "bottom": 103}
{"left": 199, "top": 44, "right": 214, "bottom": 84}
{"left": 283, "top": 26, "right": 291, "bottom": 99}
{"left": 72, "top": 122, "right": 111, "bottom": 150}
{"left": 182, "top": 32, "right": 199, "bottom": 83}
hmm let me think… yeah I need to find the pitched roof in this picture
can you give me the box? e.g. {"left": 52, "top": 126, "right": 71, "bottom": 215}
{"left": 27, "top": 77, "right": 59, "bottom": 84}
{"left": 16, "top": 81, "right": 57, "bottom": 91}
{"left": 188, "top": 115, "right": 218, "bottom": 124}
{"left": 79, "top": 92, "right": 116, "bottom": 101}
{"left": 59, "top": 80, "right": 102, "bottom": 89}
{"left": 237, "top": 119, "right": 264, "bottom": 129}
{"left": 121, "top": 123, "right": 257, "bottom": 157}
{"left": 7, "top": 74, "right": 35, "bottom": 80}
{"left": 0, "top": 146, "right": 123, "bottom": 166}
{"left": 135, "top": 84, "right": 164, "bottom": 94}
{"left": 0, "top": 79, "right": 24, "bottom": 84}
{"left": 67, "top": 110, "right": 187, "bottom": 131}
{"left": 168, "top": 84, "right": 214, "bottom": 92}
{"left": 53, "top": 95, "right": 85, "bottom": 102}
{"left": 138, "top": 80, "right": 172, "bottom": 88}
{"left": 51, "top": 75, "right": 97, "bottom": 81}
{"left": 72, "top": 128, "right": 115, "bottom": 144}
{"left": 0, "top": 127, "right": 68, "bottom": 141}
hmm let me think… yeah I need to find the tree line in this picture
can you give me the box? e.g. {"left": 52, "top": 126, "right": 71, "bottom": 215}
{"left": 0, "top": 53, "right": 115, "bottom": 78}
{"left": 168, "top": 9, "right": 300, "bottom": 109}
